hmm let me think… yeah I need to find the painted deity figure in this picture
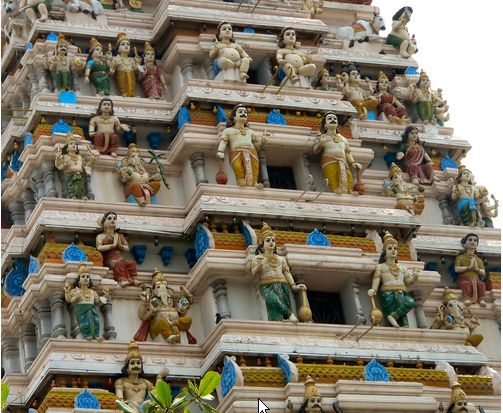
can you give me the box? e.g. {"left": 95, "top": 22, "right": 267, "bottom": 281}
{"left": 116, "top": 144, "right": 161, "bottom": 206}
{"left": 216, "top": 104, "right": 268, "bottom": 188}
{"left": 430, "top": 287, "right": 483, "bottom": 347}
{"left": 334, "top": 65, "right": 378, "bottom": 120}
{"left": 136, "top": 270, "right": 194, "bottom": 344}
{"left": 45, "top": 34, "right": 77, "bottom": 92}
{"left": 85, "top": 37, "right": 112, "bottom": 96}
{"left": 396, "top": 125, "right": 434, "bottom": 185}
{"left": 110, "top": 32, "right": 143, "bottom": 97}
{"left": 446, "top": 382, "right": 470, "bottom": 413}
{"left": 374, "top": 71, "right": 408, "bottom": 124}
{"left": 409, "top": 71, "right": 440, "bottom": 125}
{"left": 115, "top": 340, "right": 168, "bottom": 409}
{"left": 54, "top": 133, "right": 96, "bottom": 199}
{"left": 5, "top": 0, "right": 50, "bottom": 23}
{"left": 96, "top": 211, "right": 139, "bottom": 287}
{"left": 64, "top": 263, "right": 110, "bottom": 340}
{"left": 367, "top": 232, "right": 419, "bottom": 328}
{"left": 89, "top": 98, "right": 130, "bottom": 157}
{"left": 139, "top": 42, "right": 166, "bottom": 99}
{"left": 384, "top": 162, "right": 424, "bottom": 216}
{"left": 313, "top": 112, "right": 361, "bottom": 194}
{"left": 251, "top": 223, "right": 309, "bottom": 323}
{"left": 454, "top": 233, "right": 487, "bottom": 307}
{"left": 386, "top": 6, "right": 417, "bottom": 58}
{"left": 451, "top": 166, "right": 482, "bottom": 227}
{"left": 276, "top": 27, "right": 316, "bottom": 88}
{"left": 209, "top": 21, "right": 252, "bottom": 82}
{"left": 299, "top": 376, "right": 323, "bottom": 413}
{"left": 476, "top": 186, "right": 499, "bottom": 228}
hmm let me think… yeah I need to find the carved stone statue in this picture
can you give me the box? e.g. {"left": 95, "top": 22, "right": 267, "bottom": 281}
{"left": 446, "top": 382, "right": 470, "bottom": 413}
{"left": 115, "top": 340, "right": 168, "bottom": 408}
{"left": 431, "top": 287, "right": 483, "bottom": 347}
{"left": 374, "top": 71, "right": 408, "bottom": 124}
{"left": 313, "top": 111, "right": 361, "bottom": 194}
{"left": 116, "top": 144, "right": 161, "bottom": 206}
{"left": 64, "top": 263, "right": 110, "bottom": 340}
{"left": 386, "top": 6, "right": 417, "bottom": 58}
{"left": 89, "top": 98, "right": 130, "bottom": 157}
{"left": 139, "top": 42, "right": 166, "bottom": 99}
{"left": 209, "top": 21, "right": 252, "bottom": 82}
{"left": 276, "top": 27, "right": 316, "bottom": 88}
{"left": 384, "top": 162, "right": 424, "bottom": 216}
{"left": 476, "top": 186, "right": 498, "bottom": 228}
{"left": 45, "top": 34, "right": 78, "bottom": 92}
{"left": 135, "top": 270, "right": 194, "bottom": 344}
{"left": 54, "top": 133, "right": 96, "bottom": 199}
{"left": 96, "top": 211, "right": 139, "bottom": 288}
{"left": 409, "top": 71, "right": 444, "bottom": 125}
{"left": 454, "top": 233, "right": 487, "bottom": 307}
{"left": 85, "top": 37, "right": 112, "bottom": 96}
{"left": 451, "top": 166, "right": 482, "bottom": 227}
{"left": 367, "top": 232, "right": 419, "bottom": 328}
{"left": 251, "top": 223, "right": 311, "bottom": 323}
{"left": 5, "top": 0, "right": 50, "bottom": 23}
{"left": 110, "top": 32, "right": 143, "bottom": 97}
{"left": 396, "top": 125, "right": 434, "bottom": 185}
{"left": 300, "top": 376, "right": 323, "bottom": 413}
{"left": 216, "top": 104, "right": 268, "bottom": 188}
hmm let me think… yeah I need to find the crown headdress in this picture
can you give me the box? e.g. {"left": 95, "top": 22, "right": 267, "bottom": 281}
{"left": 378, "top": 71, "right": 389, "bottom": 82}
{"left": 450, "top": 382, "right": 468, "bottom": 404}
{"left": 89, "top": 37, "right": 102, "bottom": 51}
{"left": 125, "top": 340, "right": 142, "bottom": 362}
{"left": 419, "top": 70, "right": 429, "bottom": 80}
{"left": 442, "top": 286, "right": 459, "bottom": 304}
{"left": 116, "top": 32, "right": 129, "bottom": 45}
{"left": 56, "top": 33, "right": 69, "bottom": 47}
{"left": 258, "top": 222, "right": 275, "bottom": 245}
{"left": 65, "top": 131, "right": 78, "bottom": 144}
{"left": 152, "top": 268, "right": 166, "bottom": 285}
{"left": 304, "top": 376, "right": 321, "bottom": 401}
{"left": 77, "top": 262, "right": 89, "bottom": 276}
{"left": 144, "top": 41, "right": 155, "bottom": 53}
{"left": 382, "top": 231, "right": 398, "bottom": 249}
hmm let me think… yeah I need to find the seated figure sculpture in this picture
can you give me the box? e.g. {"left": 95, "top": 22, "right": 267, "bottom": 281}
{"left": 384, "top": 162, "right": 424, "bottom": 216}
{"left": 451, "top": 166, "right": 482, "bottom": 227}
{"left": 386, "top": 6, "right": 417, "bottom": 58}
{"left": 367, "top": 232, "right": 419, "bottom": 328}
{"left": 276, "top": 27, "right": 316, "bottom": 88}
{"left": 209, "top": 21, "right": 252, "bottom": 82}
{"left": 396, "top": 125, "right": 434, "bottom": 185}
{"left": 374, "top": 71, "right": 408, "bottom": 124}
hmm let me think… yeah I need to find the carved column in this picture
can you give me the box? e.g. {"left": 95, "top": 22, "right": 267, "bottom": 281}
{"left": 41, "top": 161, "right": 58, "bottom": 197}
{"left": 351, "top": 282, "right": 366, "bottom": 323}
{"left": 86, "top": 174, "right": 95, "bottom": 200}
{"left": 437, "top": 195, "right": 454, "bottom": 225}
{"left": 1, "top": 337, "right": 21, "bottom": 373}
{"left": 21, "top": 323, "right": 38, "bottom": 370}
{"left": 27, "top": 68, "right": 40, "bottom": 101}
{"left": 302, "top": 153, "right": 316, "bottom": 191}
{"left": 180, "top": 59, "right": 194, "bottom": 82}
{"left": 67, "top": 303, "right": 80, "bottom": 338}
{"left": 30, "top": 167, "right": 45, "bottom": 200}
{"left": 412, "top": 291, "right": 428, "bottom": 329}
{"left": 8, "top": 201, "right": 25, "bottom": 225}
{"left": 256, "top": 57, "right": 274, "bottom": 86}
{"left": 33, "top": 300, "right": 52, "bottom": 347}
{"left": 34, "top": 63, "right": 51, "bottom": 93}
{"left": 258, "top": 149, "right": 270, "bottom": 188}
{"left": 204, "top": 59, "right": 216, "bottom": 80}
{"left": 21, "top": 188, "right": 37, "bottom": 222}
{"left": 48, "top": 291, "right": 67, "bottom": 338}
{"left": 190, "top": 152, "right": 209, "bottom": 185}
{"left": 101, "top": 302, "right": 117, "bottom": 340}
{"left": 212, "top": 279, "right": 232, "bottom": 319}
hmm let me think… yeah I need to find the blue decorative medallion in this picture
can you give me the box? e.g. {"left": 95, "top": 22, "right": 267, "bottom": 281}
{"left": 58, "top": 91, "right": 77, "bottom": 104}
{"left": 51, "top": 119, "right": 73, "bottom": 134}
{"left": 159, "top": 246, "right": 174, "bottom": 266}
{"left": 404, "top": 66, "right": 420, "bottom": 76}
{"left": 195, "top": 224, "right": 210, "bottom": 260}
{"left": 221, "top": 355, "right": 237, "bottom": 397}
{"left": 147, "top": 132, "right": 161, "bottom": 149}
{"left": 185, "top": 249, "right": 197, "bottom": 268}
{"left": 131, "top": 245, "right": 147, "bottom": 264}
{"left": 46, "top": 32, "right": 58, "bottom": 42}
{"left": 63, "top": 243, "right": 87, "bottom": 262}
{"left": 307, "top": 228, "right": 330, "bottom": 247}
{"left": 440, "top": 155, "right": 458, "bottom": 171}
{"left": 4, "top": 259, "right": 28, "bottom": 297}
{"left": 28, "top": 255, "right": 40, "bottom": 274}
{"left": 364, "top": 359, "right": 390, "bottom": 382}
{"left": 215, "top": 105, "right": 227, "bottom": 124}
{"left": 243, "top": 27, "right": 256, "bottom": 34}
{"left": 9, "top": 147, "right": 22, "bottom": 172}
{"left": 277, "top": 354, "right": 291, "bottom": 383}
{"left": 267, "top": 108, "right": 287, "bottom": 125}
{"left": 177, "top": 106, "right": 191, "bottom": 129}
{"left": 75, "top": 388, "right": 101, "bottom": 409}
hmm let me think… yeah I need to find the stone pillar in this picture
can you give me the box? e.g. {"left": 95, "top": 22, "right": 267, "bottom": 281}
{"left": 190, "top": 152, "right": 209, "bottom": 185}
{"left": 33, "top": 300, "right": 52, "bottom": 347}
{"left": 1, "top": 337, "right": 21, "bottom": 373}
{"left": 101, "top": 301, "right": 117, "bottom": 340}
{"left": 27, "top": 68, "right": 40, "bottom": 101}
{"left": 437, "top": 195, "right": 454, "bottom": 225}
{"left": 8, "top": 201, "right": 25, "bottom": 225}
{"left": 351, "top": 282, "right": 366, "bottom": 324}
{"left": 41, "top": 161, "right": 58, "bottom": 197}
{"left": 204, "top": 59, "right": 216, "bottom": 80}
{"left": 30, "top": 167, "right": 45, "bottom": 200}
{"left": 21, "top": 188, "right": 37, "bottom": 222}
{"left": 21, "top": 323, "right": 38, "bottom": 370}
{"left": 180, "top": 59, "right": 194, "bottom": 82}
{"left": 212, "top": 279, "right": 232, "bottom": 319}
{"left": 67, "top": 303, "right": 81, "bottom": 338}
{"left": 48, "top": 291, "right": 68, "bottom": 338}
{"left": 302, "top": 153, "right": 316, "bottom": 191}
{"left": 258, "top": 149, "right": 270, "bottom": 188}
{"left": 412, "top": 291, "right": 428, "bottom": 329}
{"left": 34, "top": 64, "right": 51, "bottom": 93}
{"left": 85, "top": 174, "right": 95, "bottom": 200}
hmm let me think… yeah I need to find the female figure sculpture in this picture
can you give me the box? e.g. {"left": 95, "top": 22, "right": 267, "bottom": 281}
{"left": 367, "top": 232, "right": 419, "bottom": 328}
{"left": 209, "top": 21, "right": 252, "bottom": 82}
{"left": 396, "top": 125, "right": 434, "bottom": 185}
{"left": 84, "top": 37, "right": 112, "bottom": 96}
{"left": 140, "top": 42, "right": 166, "bottom": 99}
{"left": 374, "top": 71, "right": 408, "bottom": 124}
{"left": 312, "top": 112, "right": 361, "bottom": 194}
{"left": 96, "top": 211, "right": 139, "bottom": 287}
{"left": 386, "top": 6, "right": 417, "bottom": 58}
{"left": 451, "top": 166, "right": 482, "bottom": 227}
{"left": 409, "top": 71, "right": 439, "bottom": 125}
{"left": 110, "top": 32, "right": 143, "bottom": 97}
{"left": 251, "top": 223, "right": 310, "bottom": 323}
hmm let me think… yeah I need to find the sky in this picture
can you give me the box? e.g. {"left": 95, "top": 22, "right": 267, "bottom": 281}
{"left": 377, "top": 1, "right": 502, "bottom": 228}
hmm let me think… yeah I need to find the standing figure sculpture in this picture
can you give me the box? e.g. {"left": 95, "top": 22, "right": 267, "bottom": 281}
{"left": 116, "top": 144, "right": 162, "bottom": 206}
{"left": 454, "top": 233, "right": 487, "bottom": 307}
{"left": 110, "top": 32, "right": 143, "bottom": 97}
{"left": 89, "top": 98, "right": 130, "bottom": 157}
{"left": 313, "top": 112, "right": 361, "bottom": 194}
{"left": 55, "top": 133, "right": 96, "bottom": 199}
{"left": 300, "top": 376, "right": 323, "bottom": 413}
{"left": 85, "top": 37, "right": 112, "bottom": 96}
{"left": 216, "top": 104, "right": 268, "bottom": 188}
{"left": 386, "top": 6, "right": 417, "bottom": 58}
{"left": 374, "top": 71, "right": 408, "bottom": 124}
{"left": 476, "top": 186, "right": 499, "bottom": 228}
{"left": 136, "top": 269, "right": 194, "bottom": 344}
{"left": 251, "top": 223, "right": 310, "bottom": 323}
{"left": 209, "top": 21, "right": 252, "bottom": 82}
{"left": 96, "top": 211, "right": 139, "bottom": 287}
{"left": 139, "top": 42, "right": 166, "bottom": 99}
{"left": 384, "top": 162, "right": 424, "bottom": 216}
{"left": 64, "top": 263, "right": 110, "bottom": 340}
{"left": 276, "top": 27, "right": 316, "bottom": 88}
{"left": 367, "top": 232, "right": 419, "bottom": 328}
{"left": 45, "top": 34, "right": 77, "bottom": 92}
{"left": 451, "top": 166, "right": 482, "bottom": 227}
{"left": 396, "top": 125, "right": 435, "bottom": 185}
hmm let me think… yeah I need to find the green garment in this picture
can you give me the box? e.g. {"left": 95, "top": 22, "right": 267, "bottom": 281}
{"left": 51, "top": 70, "right": 74, "bottom": 91}
{"left": 379, "top": 290, "right": 415, "bottom": 327}
{"left": 259, "top": 282, "right": 292, "bottom": 321}
{"left": 89, "top": 61, "right": 111, "bottom": 95}
{"left": 416, "top": 101, "right": 434, "bottom": 123}
{"left": 30, "top": 0, "right": 52, "bottom": 12}
{"left": 75, "top": 303, "right": 100, "bottom": 339}
{"left": 64, "top": 171, "right": 87, "bottom": 199}
{"left": 386, "top": 33, "right": 403, "bottom": 48}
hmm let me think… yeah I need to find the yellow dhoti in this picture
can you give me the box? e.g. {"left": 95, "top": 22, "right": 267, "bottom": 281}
{"left": 321, "top": 156, "right": 353, "bottom": 193}
{"left": 149, "top": 316, "right": 192, "bottom": 339}
{"left": 115, "top": 70, "right": 136, "bottom": 97}
{"left": 350, "top": 98, "right": 378, "bottom": 119}
{"left": 229, "top": 147, "right": 259, "bottom": 187}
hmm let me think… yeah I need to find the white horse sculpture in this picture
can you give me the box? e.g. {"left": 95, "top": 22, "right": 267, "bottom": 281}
{"left": 335, "top": 13, "right": 386, "bottom": 48}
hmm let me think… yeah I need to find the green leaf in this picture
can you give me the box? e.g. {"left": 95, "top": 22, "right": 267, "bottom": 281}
{"left": 183, "top": 409, "right": 191, "bottom": 413}
{"left": 1, "top": 382, "right": 9, "bottom": 409}
{"left": 171, "top": 394, "right": 188, "bottom": 409}
{"left": 155, "top": 381, "right": 172, "bottom": 408}
{"left": 187, "top": 380, "right": 198, "bottom": 396}
{"left": 148, "top": 390, "right": 163, "bottom": 408}
{"left": 199, "top": 401, "right": 220, "bottom": 413}
{"left": 198, "top": 371, "right": 221, "bottom": 397}
{"left": 115, "top": 400, "right": 139, "bottom": 413}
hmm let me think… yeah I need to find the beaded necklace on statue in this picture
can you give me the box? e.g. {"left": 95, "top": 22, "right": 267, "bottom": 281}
{"left": 79, "top": 288, "right": 93, "bottom": 300}
{"left": 387, "top": 262, "right": 400, "bottom": 279}
{"left": 330, "top": 133, "right": 341, "bottom": 143}
{"left": 265, "top": 254, "right": 281, "bottom": 270}
{"left": 238, "top": 127, "right": 247, "bottom": 136}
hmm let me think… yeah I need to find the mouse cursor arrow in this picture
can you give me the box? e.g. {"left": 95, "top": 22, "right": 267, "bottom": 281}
{"left": 258, "top": 398, "right": 269, "bottom": 413}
